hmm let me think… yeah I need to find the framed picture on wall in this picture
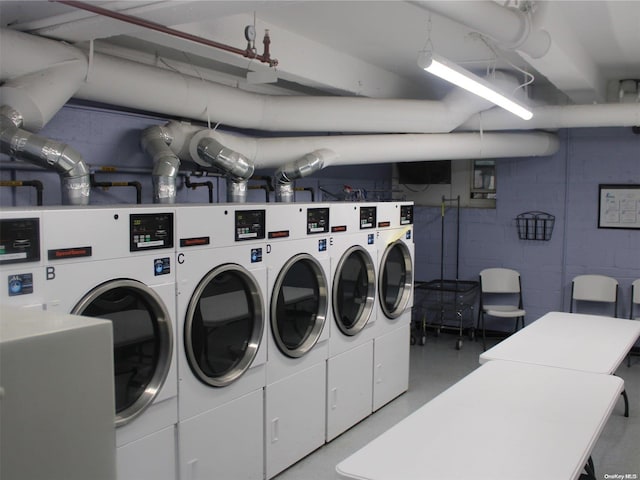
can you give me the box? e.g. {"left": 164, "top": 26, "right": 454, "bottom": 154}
{"left": 598, "top": 184, "right": 640, "bottom": 229}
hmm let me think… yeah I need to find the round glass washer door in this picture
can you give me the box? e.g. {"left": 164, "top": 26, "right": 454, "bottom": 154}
{"left": 185, "top": 264, "right": 264, "bottom": 388}
{"left": 333, "top": 245, "right": 376, "bottom": 336}
{"left": 72, "top": 279, "right": 173, "bottom": 427}
{"left": 271, "top": 253, "right": 328, "bottom": 358}
{"left": 379, "top": 240, "right": 413, "bottom": 319}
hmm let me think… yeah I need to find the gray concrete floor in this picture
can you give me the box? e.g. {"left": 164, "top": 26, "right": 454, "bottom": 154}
{"left": 274, "top": 333, "right": 640, "bottom": 480}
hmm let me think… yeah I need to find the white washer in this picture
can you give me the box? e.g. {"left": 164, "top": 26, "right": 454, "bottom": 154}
{"left": 0, "top": 208, "right": 45, "bottom": 310}
{"left": 326, "top": 202, "right": 378, "bottom": 441}
{"left": 176, "top": 204, "right": 267, "bottom": 480}
{"left": 264, "top": 202, "right": 331, "bottom": 479}
{"left": 41, "top": 205, "right": 178, "bottom": 480}
{"left": 373, "top": 201, "right": 414, "bottom": 411}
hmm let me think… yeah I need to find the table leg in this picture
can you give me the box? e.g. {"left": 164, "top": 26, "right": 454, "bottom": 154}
{"left": 621, "top": 389, "right": 629, "bottom": 418}
{"left": 581, "top": 455, "right": 596, "bottom": 480}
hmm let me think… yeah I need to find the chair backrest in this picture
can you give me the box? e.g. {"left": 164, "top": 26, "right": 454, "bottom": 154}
{"left": 479, "top": 268, "right": 521, "bottom": 294}
{"left": 631, "top": 279, "right": 640, "bottom": 320}
{"left": 570, "top": 274, "right": 618, "bottom": 317}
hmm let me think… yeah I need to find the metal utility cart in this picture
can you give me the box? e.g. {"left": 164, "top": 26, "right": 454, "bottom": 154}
{"left": 411, "top": 196, "right": 478, "bottom": 349}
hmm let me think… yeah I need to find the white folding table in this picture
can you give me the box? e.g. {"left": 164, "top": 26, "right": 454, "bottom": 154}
{"left": 479, "top": 311, "right": 640, "bottom": 416}
{"left": 336, "top": 360, "right": 624, "bottom": 480}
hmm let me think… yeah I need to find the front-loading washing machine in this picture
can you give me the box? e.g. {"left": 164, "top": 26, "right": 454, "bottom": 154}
{"left": 264, "top": 202, "right": 331, "bottom": 479}
{"left": 0, "top": 208, "right": 45, "bottom": 311}
{"left": 41, "top": 205, "right": 178, "bottom": 480}
{"left": 326, "top": 202, "right": 378, "bottom": 441}
{"left": 175, "top": 204, "right": 267, "bottom": 480}
{"left": 373, "top": 201, "right": 414, "bottom": 411}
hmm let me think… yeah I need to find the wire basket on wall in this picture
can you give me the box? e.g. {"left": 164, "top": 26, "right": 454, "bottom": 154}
{"left": 516, "top": 211, "right": 555, "bottom": 241}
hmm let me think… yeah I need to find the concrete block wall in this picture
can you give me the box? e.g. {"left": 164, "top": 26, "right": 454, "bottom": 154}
{"left": 414, "top": 127, "right": 639, "bottom": 328}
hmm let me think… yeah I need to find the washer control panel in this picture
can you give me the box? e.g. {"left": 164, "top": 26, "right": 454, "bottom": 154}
{"left": 0, "top": 218, "right": 40, "bottom": 265}
{"left": 400, "top": 205, "right": 414, "bottom": 225}
{"left": 307, "top": 207, "right": 329, "bottom": 235}
{"left": 129, "top": 212, "right": 174, "bottom": 252}
{"left": 359, "top": 206, "right": 376, "bottom": 230}
{"left": 235, "top": 209, "right": 266, "bottom": 241}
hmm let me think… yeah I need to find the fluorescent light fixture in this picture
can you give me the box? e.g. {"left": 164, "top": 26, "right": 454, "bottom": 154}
{"left": 418, "top": 51, "right": 533, "bottom": 120}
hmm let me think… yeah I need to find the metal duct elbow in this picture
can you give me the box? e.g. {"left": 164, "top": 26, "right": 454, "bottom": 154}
{"left": 141, "top": 125, "right": 180, "bottom": 204}
{"left": 0, "top": 105, "right": 90, "bottom": 205}
{"left": 195, "top": 136, "right": 254, "bottom": 203}
{"left": 274, "top": 149, "right": 330, "bottom": 203}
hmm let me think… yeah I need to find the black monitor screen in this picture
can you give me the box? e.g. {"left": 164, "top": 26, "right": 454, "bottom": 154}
{"left": 397, "top": 160, "right": 451, "bottom": 185}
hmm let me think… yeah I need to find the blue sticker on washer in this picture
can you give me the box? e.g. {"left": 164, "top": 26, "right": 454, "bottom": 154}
{"left": 7, "top": 273, "right": 33, "bottom": 296}
{"left": 251, "top": 248, "right": 263, "bottom": 263}
{"left": 318, "top": 239, "right": 327, "bottom": 252}
{"left": 406, "top": 230, "right": 412, "bottom": 240}
{"left": 368, "top": 233, "right": 375, "bottom": 245}
{"left": 154, "top": 257, "right": 171, "bottom": 276}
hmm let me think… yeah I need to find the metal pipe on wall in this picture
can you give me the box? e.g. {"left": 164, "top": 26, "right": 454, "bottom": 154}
{"left": 0, "top": 105, "right": 90, "bottom": 205}
{"left": 273, "top": 149, "right": 334, "bottom": 202}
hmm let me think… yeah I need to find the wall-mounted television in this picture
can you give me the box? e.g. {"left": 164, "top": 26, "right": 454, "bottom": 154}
{"left": 397, "top": 160, "right": 451, "bottom": 185}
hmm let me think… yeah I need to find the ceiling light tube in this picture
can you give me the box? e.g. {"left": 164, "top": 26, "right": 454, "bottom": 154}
{"left": 418, "top": 52, "right": 533, "bottom": 120}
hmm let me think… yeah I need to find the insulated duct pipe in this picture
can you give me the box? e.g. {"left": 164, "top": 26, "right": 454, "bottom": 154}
{"left": 0, "top": 105, "right": 90, "bottom": 205}
{"left": 0, "top": 29, "right": 87, "bottom": 131}
{"left": 412, "top": 1, "right": 551, "bottom": 59}
{"left": 0, "top": 60, "right": 88, "bottom": 131}
{"left": 192, "top": 135, "right": 255, "bottom": 203}
{"left": 274, "top": 149, "right": 335, "bottom": 202}
{"left": 72, "top": 51, "right": 500, "bottom": 134}
{"left": 460, "top": 103, "right": 640, "bottom": 130}
{"left": 189, "top": 129, "right": 559, "bottom": 170}
{"left": 141, "top": 124, "right": 180, "bottom": 204}
{"left": 0, "top": 29, "right": 504, "bottom": 134}
{"left": 140, "top": 120, "right": 203, "bottom": 203}
{"left": 2, "top": 28, "right": 638, "bottom": 135}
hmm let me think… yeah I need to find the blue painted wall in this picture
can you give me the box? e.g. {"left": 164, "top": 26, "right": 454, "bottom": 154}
{"left": 414, "top": 127, "right": 639, "bottom": 325}
{"left": 1, "top": 104, "right": 638, "bottom": 324}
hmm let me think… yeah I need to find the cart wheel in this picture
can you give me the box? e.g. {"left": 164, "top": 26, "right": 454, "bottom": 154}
{"left": 456, "top": 339, "right": 463, "bottom": 350}
{"left": 435, "top": 328, "right": 440, "bottom": 337}
{"left": 420, "top": 335, "right": 426, "bottom": 346}
{"left": 469, "top": 329, "right": 475, "bottom": 341}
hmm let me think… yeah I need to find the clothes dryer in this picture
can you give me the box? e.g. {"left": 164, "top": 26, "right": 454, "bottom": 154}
{"left": 264, "top": 203, "right": 331, "bottom": 479}
{"left": 41, "top": 205, "right": 178, "bottom": 480}
{"left": 326, "top": 202, "right": 378, "bottom": 441}
{"left": 175, "top": 204, "right": 267, "bottom": 480}
{"left": 373, "top": 201, "right": 414, "bottom": 411}
{"left": 0, "top": 208, "right": 44, "bottom": 310}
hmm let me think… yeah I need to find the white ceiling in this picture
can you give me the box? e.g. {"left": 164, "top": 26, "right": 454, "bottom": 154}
{"left": 1, "top": 0, "right": 639, "bottom": 108}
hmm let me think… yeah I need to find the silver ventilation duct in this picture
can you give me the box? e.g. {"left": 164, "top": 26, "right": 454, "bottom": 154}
{"left": 140, "top": 124, "right": 180, "bottom": 204}
{"left": 0, "top": 105, "right": 90, "bottom": 205}
{"left": 192, "top": 135, "right": 254, "bottom": 203}
{"left": 274, "top": 149, "right": 334, "bottom": 202}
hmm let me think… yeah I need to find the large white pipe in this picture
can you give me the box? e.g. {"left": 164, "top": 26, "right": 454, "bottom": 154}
{"left": 188, "top": 129, "right": 559, "bottom": 170}
{"left": 1, "top": 28, "right": 636, "bottom": 138}
{"left": 73, "top": 52, "right": 499, "bottom": 134}
{"left": 0, "top": 28, "right": 506, "bottom": 134}
{"left": 413, "top": 1, "right": 551, "bottom": 59}
{"left": 0, "top": 60, "right": 88, "bottom": 131}
{"left": 0, "top": 28, "right": 87, "bottom": 79}
{"left": 0, "top": 29, "right": 88, "bottom": 131}
{"left": 460, "top": 103, "right": 640, "bottom": 131}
